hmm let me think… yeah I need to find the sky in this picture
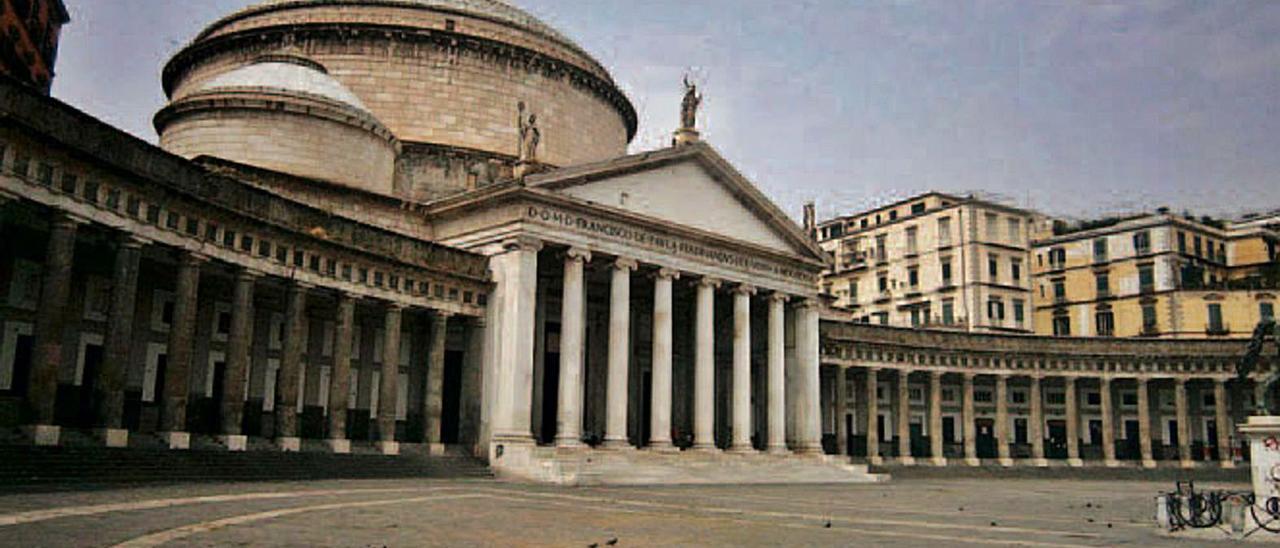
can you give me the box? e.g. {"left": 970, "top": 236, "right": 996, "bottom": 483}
{"left": 51, "top": 0, "right": 1280, "bottom": 222}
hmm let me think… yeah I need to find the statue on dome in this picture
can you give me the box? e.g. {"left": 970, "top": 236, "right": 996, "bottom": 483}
{"left": 680, "top": 75, "right": 701, "bottom": 130}
{"left": 517, "top": 101, "right": 540, "bottom": 163}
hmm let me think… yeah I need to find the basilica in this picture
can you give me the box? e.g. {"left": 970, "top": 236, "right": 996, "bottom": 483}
{"left": 0, "top": 0, "right": 1259, "bottom": 484}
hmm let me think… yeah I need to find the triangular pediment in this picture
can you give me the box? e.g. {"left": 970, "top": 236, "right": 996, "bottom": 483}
{"left": 527, "top": 143, "right": 826, "bottom": 263}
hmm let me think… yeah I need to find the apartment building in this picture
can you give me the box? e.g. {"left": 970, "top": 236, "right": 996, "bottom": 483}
{"left": 1031, "top": 212, "right": 1279, "bottom": 339}
{"left": 815, "top": 193, "right": 1036, "bottom": 333}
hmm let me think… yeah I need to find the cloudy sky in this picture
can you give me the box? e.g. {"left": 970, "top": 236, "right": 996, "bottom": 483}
{"left": 52, "top": 0, "right": 1280, "bottom": 222}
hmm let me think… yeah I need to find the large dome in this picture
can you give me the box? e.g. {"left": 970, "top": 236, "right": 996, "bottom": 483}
{"left": 161, "top": 0, "right": 636, "bottom": 201}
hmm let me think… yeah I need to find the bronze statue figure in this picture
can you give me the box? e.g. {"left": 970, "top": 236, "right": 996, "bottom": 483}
{"left": 517, "top": 101, "right": 540, "bottom": 163}
{"left": 680, "top": 75, "right": 701, "bottom": 130}
{"left": 1237, "top": 319, "right": 1280, "bottom": 415}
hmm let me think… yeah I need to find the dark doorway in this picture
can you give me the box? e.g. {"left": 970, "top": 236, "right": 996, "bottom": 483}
{"left": 1014, "top": 418, "right": 1028, "bottom": 445}
{"left": 539, "top": 353, "right": 560, "bottom": 445}
{"left": 976, "top": 418, "right": 996, "bottom": 458}
{"left": 1123, "top": 420, "right": 1140, "bottom": 460}
{"left": 909, "top": 421, "right": 925, "bottom": 457}
{"left": 1088, "top": 419, "right": 1102, "bottom": 450}
{"left": 77, "top": 344, "right": 104, "bottom": 428}
{"left": 1047, "top": 420, "right": 1067, "bottom": 459}
{"left": 845, "top": 413, "right": 855, "bottom": 456}
{"left": 206, "top": 360, "right": 226, "bottom": 434}
{"left": 1207, "top": 421, "right": 1219, "bottom": 460}
{"left": 441, "top": 350, "right": 464, "bottom": 444}
{"left": 640, "top": 370, "right": 652, "bottom": 445}
{"left": 7, "top": 333, "right": 33, "bottom": 396}
{"left": 942, "top": 416, "right": 956, "bottom": 445}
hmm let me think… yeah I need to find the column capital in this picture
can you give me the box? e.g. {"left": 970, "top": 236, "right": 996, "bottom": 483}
{"left": 613, "top": 257, "right": 638, "bottom": 271}
{"left": 732, "top": 283, "right": 757, "bottom": 296}
{"left": 287, "top": 279, "right": 317, "bottom": 291}
{"left": 385, "top": 301, "right": 409, "bottom": 311}
{"left": 565, "top": 246, "right": 592, "bottom": 263}
{"left": 962, "top": 371, "right": 976, "bottom": 380}
{"left": 655, "top": 267, "right": 681, "bottom": 281}
{"left": 432, "top": 309, "right": 455, "bottom": 320}
{"left": 1175, "top": 376, "right": 1188, "bottom": 386}
{"left": 234, "top": 268, "right": 263, "bottom": 283}
{"left": 695, "top": 275, "right": 720, "bottom": 288}
{"left": 50, "top": 212, "right": 85, "bottom": 230}
{"left": 118, "top": 233, "right": 151, "bottom": 249}
{"left": 767, "top": 292, "right": 790, "bottom": 304}
{"left": 930, "top": 370, "right": 944, "bottom": 379}
{"left": 794, "top": 297, "right": 820, "bottom": 311}
{"left": 502, "top": 235, "right": 543, "bottom": 253}
{"left": 178, "top": 251, "right": 210, "bottom": 266}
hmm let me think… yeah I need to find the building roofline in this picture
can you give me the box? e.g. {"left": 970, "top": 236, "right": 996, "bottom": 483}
{"left": 816, "top": 191, "right": 1034, "bottom": 231}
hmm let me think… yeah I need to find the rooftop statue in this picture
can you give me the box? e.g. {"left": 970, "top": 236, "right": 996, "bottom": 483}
{"left": 680, "top": 75, "right": 701, "bottom": 130}
{"left": 517, "top": 101, "right": 540, "bottom": 163}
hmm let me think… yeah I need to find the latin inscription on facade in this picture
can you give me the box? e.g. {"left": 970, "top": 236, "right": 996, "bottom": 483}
{"left": 526, "top": 205, "right": 817, "bottom": 283}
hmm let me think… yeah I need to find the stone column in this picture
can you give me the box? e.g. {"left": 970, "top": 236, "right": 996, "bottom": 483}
{"left": 555, "top": 247, "right": 591, "bottom": 448}
{"left": 692, "top": 276, "right": 719, "bottom": 451}
{"left": 488, "top": 237, "right": 540, "bottom": 456}
{"left": 423, "top": 311, "right": 450, "bottom": 453}
{"left": 160, "top": 252, "right": 203, "bottom": 450}
{"left": 460, "top": 317, "right": 486, "bottom": 457}
{"left": 649, "top": 268, "right": 679, "bottom": 451}
{"left": 995, "top": 374, "right": 1012, "bottom": 466}
{"left": 1065, "top": 377, "right": 1082, "bottom": 466}
{"left": 26, "top": 216, "right": 77, "bottom": 446}
{"left": 1215, "top": 379, "right": 1234, "bottom": 468}
{"left": 604, "top": 258, "right": 636, "bottom": 449}
{"left": 866, "top": 368, "right": 881, "bottom": 465}
{"left": 219, "top": 269, "right": 257, "bottom": 452}
{"left": 795, "top": 301, "right": 823, "bottom": 454}
{"left": 1137, "top": 378, "right": 1155, "bottom": 468}
{"left": 1101, "top": 376, "right": 1118, "bottom": 466}
{"left": 929, "top": 371, "right": 945, "bottom": 466}
{"left": 897, "top": 368, "right": 914, "bottom": 465}
{"left": 275, "top": 282, "right": 308, "bottom": 452}
{"left": 729, "top": 284, "right": 755, "bottom": 452}
{"left": 378, "top": 304, "right": 403, "bottom": 455}
{"left": 96, "top": 235, "right": 143, "bottom": 448}
{"left": 326, "top": 293, "right": 356, "bottom": 454}
{"left": 766, "top": 293, "right": 788, "bottom": 454}
{"left": 962, "top": 373, "right": 978, "bottom": 466}
{"left": 1176, "top": 378, "right": 1193, "bottom": 468}
{"left": 1030, "top": 375, "right": 1047, "bottom": 466}
{"left": 835, "top": 367, "right": 849, "bottom": 457}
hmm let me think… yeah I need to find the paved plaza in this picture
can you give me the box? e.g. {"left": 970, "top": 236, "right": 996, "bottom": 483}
{"left": 0, "top": 477, "right": 1251, "bottom": 547}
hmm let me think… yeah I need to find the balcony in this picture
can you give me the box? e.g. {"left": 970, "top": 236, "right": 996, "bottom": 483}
{"left": 1205, "top": 324, "right": 1231, "bottom": 337}
{"left": 1140, "top": 325, "right": 1161, "bottom": 337}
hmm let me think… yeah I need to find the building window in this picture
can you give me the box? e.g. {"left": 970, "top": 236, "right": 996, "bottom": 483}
{"left": 1218, "top": 243, "right": 1227, "bottom": 264}
{"left": 1046, "top": 392, "right": 1066, "bottom": 405}
{"left": 911, "top": 202, "right": 926, "bottom": 215}
{"left": 975, "top": 390, "right": 993, "bottom": 403}
{"left": 1093, "top": 238, "right": 1107, "bottom": 263}
{"left": 889, "top": 210, "right": 898, "bottom": 221}
{"left": 1086, "top": 392, "right": 1101, "bottom": 406}
{"left": 165, "top": 212, "right": 179, "bottom": 230}
{"left": 1053, "top": 279, "right": 1066, "bottom": 303}
{"left": 184, "top": 218, "right": 199, "bottom": 236}
{"left": 987, "top": 298, "right": 1005, "bottom": 322}
{"left": 905, "top": 226, "right": 918, "bottom": 255}
{"left": 874, "top": 312, "right": 889, "bottom": 325}
{"left": 1049, "top": 247, "right": 1065, "bottom": 268}
{"left": 1138, "top": 264, "right": 1155, "bottom": 293}
{"left": 1207, "top": 303, "right": 1224, "bottom": 334}
{"left": 988, "top": 255, "right": 999, "bottom": 281}
{"left": 37, "top": 163, "right": 54, "bottom": 186}
{"left": 847, "top": 279, "right": 858, "bottom": 302}
{"left": 1177, "top": 232, "right": 1187, "bottom": 254}
{"left": 258, "top": 240, "right": 272, "bottom": 258}
{"left": 1052, "top": 314, "right": 1071, "bottom": 336}
{"left": 908, "top": 267, "right": 919, "bottom": 288}
{"left": 1007, "top": 218, "right": 1021, "bottom": 244}
{"left": 81, "top": 180, "right": 100, "bottom": 203}
{"left": 1013, "top": 300, "right": 1025, "bottom": 326}
{"left": 240, "top": 235, "right": 254, "bottom": 253}
{"left": 1262, "top": 302, "right": 1275, "bottom": 322}
{"left": 60, "top": 173, "right": 77, "bottom": 194}
{"left": 1142, "top": 303, "right": 1158, "bottom": 334}
{"left": 938, "top": 217, "right": 951, "bottom": 247}
{"left": 877, "top": 275, "right": 888, "bottom": 294}
{"left": 1134, "top": 230, "right": 1151, "bottom": 255}
{"left": 146, "top": 204, "right": 161, "bottom": 224}
{"left": 941, "top": 260, "right": 952, "bottom": 286}
{"left": 1011, "top": 390, "right": 1027, "bottom": 404}
{"left": 1011, "top": 259, "right": 1022, "bottom": 283}
{"left": 222, "top": 229, "right": 237, "bottom": 248}
{"left": 1193, "top": 235, "right": 1203, "bottom": 257}
{"left": 985, "top": 213, "right": 998, "bottom": 241}
{"left": 875, "top": 234, "right": 887, "bottom": 262}
{"left": 942, "top": 300, "right": 955, "bottom": 325}
{"left": 1095, "top": 309, "right": 1115, "bottom": 337}
{"left": 1095, "top": 272, "right": 1110, "bottom": 298}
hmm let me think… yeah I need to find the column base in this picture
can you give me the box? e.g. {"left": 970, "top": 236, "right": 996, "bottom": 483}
{"left": 646, "top": 441, "right": 680, "bottom": 453}
{"left": 727, "top": 444, "right": 755, "bottom": 454}
{"left": 1180, "top": 459, "right": 1197, "bottom": 469}
{"left": 1104, "top": 459, "right": 1121, "bottom": 468}
{"left": 690, "top": 442, "right": 719, "bottom": 453}
{"left": 221, "top": 435, "right": 247, "bottom": 452}
{"left": 25, "top": 424, "right": 60, "bottom": 446}
{"left": 868, "top": 455, "right": 884, "bottom": 466}
{"left": 931, "top": 457, "right": 948, "bottom": 467}
{"left": 898, "top": 456, "right": 916, "bottom": 466}
{"left": 277, "top": 437, "right": 301, "bottom": 452}
{"left": 161, "top": 431, "right": 190, "bottom": 450}
{"left": 998, "top": 457, "right": 1014, "bottom": 467}
{"left": 554, "top": 436, "right": 586, "bottom": 450}
{"left": 1067, "top": 457, "right": 1085, "bottom": 467}
{"left": 425, "top": 442, "right": 447, "bottom": 455}
{"left": 766, "top": 445, "right": 791, "bottom": 456}
{"left": 794, "top": 445, "right": 825, "bottom": 456}
{"left": 964, "top": 457, "right": 981, "bottom": 467}
{"left": 379, "top": 441, "right": 400, "bottom": 456}
{"left": 1030, "top": 458, "right": 1049, "bottom": 468}
{"left": 328, "top": 439, "right": 351, "bottom": 454}
{"left": 1219, "top": 460, "right": 1236, "bottom": 469}
{"left": 97, "top": 428, "right": 129, "bottom": 448}
{"left": 1141, "top": 459, "right": 1158, "bottom": 469}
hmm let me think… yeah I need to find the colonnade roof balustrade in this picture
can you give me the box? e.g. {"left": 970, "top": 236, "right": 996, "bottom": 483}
{"left": 821, "top": 318, "right": 1256, "bottom": 379}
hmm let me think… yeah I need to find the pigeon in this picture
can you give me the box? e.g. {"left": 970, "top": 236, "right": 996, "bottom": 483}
{"left": 1107, "top": 524, "right": 1113, "bottom": 529}
{"left": 958, "top": 507, "right": 964, "bottom": 512}
{"left": 1087, "top": 518, "right": 1094, "bottom": 523}
{"left": 990, "top": 522, "right": 998, "bottom": 527}
{"left": 589, "top": 544, "right": 599, "bottom": 548}
{"left": 606, "top": 539, "right": 618, "bottom": 546}
{"left": 824, "top": 521, "right": 832, "bottom": 529}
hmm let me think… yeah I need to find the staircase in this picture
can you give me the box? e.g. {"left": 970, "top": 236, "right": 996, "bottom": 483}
{"left": 0, "top": 440, "right": 492, "bottom": 491}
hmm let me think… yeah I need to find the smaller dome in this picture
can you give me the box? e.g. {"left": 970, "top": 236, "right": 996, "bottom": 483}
{"left": 194, "top": 56, "right": 370, "bottom": 112}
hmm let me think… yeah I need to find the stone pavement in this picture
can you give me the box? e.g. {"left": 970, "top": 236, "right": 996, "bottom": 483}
{"left": 0, "top": 477, "right": 1253, "bottom": 546}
